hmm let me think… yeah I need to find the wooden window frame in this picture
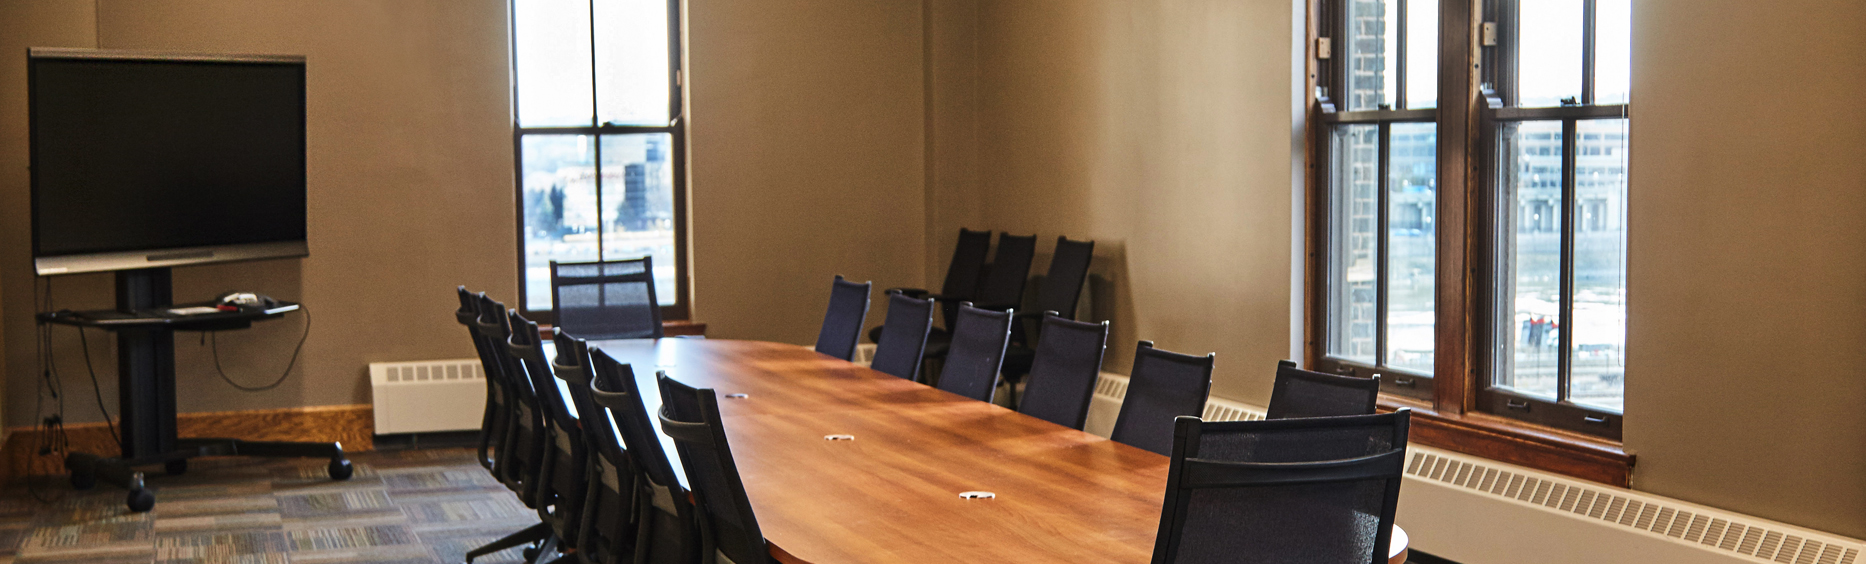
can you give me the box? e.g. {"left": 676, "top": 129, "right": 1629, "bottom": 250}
{"left": 508, "top": 0, "right": 691, "bottom": 323}
{"left": 1304, "top": 0, "right": 1633, "bottom": 485}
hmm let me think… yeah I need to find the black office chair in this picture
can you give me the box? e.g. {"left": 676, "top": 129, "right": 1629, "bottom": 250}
{"left": 1000, "top": 236, "right": 1096, "bottom": 389}
{"left": 552, "top": 333, "right": 637, "bottom": 564}
{"left": 455, "top": 288, "right": 509, "bottom": 473}
{"left": 590, "top": 352, "right": 700, "bottom": 564}
{"left": 868, "top": 291, "right": 935, "bottom": 382}
{"left": 934, "top": 303, "right": 1014, "bottom": 403}
{"left": 1015, "top": 314, "right": 1109, "bottom": 429}
{"left": 657, "top": 374, "right": 773, "bottom": 564}
{"left": 506, "top": 311, "right": 590, "bottom": 560}
{"left": 465, "top": 297, "right": 553, "bottom": 563}
{"left": 813, "top": 275, "right": 871, "bottom": 361}
{"left": 552, "top": 258, "right": 664, "bottom": 340}
{"left": 872, "top": 227, "right": 992, "bottom": 344}
{"left": 923, "top": 233, "right": 1038, "bottom": 361}
{"left": 1150, "top": 410, "right": 1411, "bottom": 564}
{"left": 1110, "top": 341, "right": 1214, "bottom": 456}
{"left": 1265, "top": 360, "right": 1382, "bottom": 420}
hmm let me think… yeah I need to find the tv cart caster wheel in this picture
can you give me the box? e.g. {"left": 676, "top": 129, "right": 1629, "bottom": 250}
{"left": 127, "top": 488, "right": 155, "bottom": 513}
{"left": 166, "top": 459, "right": 188, "bottom": 475}
{"left": 328, "top": 457, "right": 353, "bottom": 481}
{"left": 70, "top": 468, "right": 96, "bottom": 490}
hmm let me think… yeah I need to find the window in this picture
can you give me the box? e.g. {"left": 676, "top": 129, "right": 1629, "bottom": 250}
{"left": 1311, "top": 0, "right": 1631, "bottom": 441}
{"left": 1480, "top": 0, "right": 1629, "bottom": 437}
{"left": 510, "top": 0, "right": 688, "bottom": 320}
{"left": 1315, "top": 0, "right": 1441, "bottom": 400}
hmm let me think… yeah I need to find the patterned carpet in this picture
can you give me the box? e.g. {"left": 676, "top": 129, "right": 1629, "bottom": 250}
{"left": 0, "top": 448, "right": 538, "bottom": 564}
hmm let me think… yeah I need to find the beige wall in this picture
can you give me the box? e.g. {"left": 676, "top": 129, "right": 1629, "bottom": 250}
{"left": 0, "top": 0, "right": 517, "bottom": 426}
{"left": 686, "top": 0, "right": 928, "bottom": 346}
{"left": 1625, "top": 0, "right": 1866, "bottom": 538}
{"left": 931, "top": 0, "right": 1299, "bottom": 404}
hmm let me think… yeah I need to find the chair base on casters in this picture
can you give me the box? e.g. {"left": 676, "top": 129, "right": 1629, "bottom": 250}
{"left": 65, "top": 438, "right": 352, "bottom": 513}
{"left": 465, "top": 522, "right": 552, "bottom": 564}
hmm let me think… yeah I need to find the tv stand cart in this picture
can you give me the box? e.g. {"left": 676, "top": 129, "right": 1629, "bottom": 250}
{"left": 35, "top": 267, "right": 350, "bottom": 512}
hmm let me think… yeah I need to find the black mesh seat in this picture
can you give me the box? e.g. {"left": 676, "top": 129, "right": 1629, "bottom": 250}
{"left": 552, "top": 258, "right": 664, "bottom": 340}
{"left": 1266, "top": 360, "right": 1381, "bottom": 420}
{"left": 504, "top": 312, "right": 590, "bottom": 559}
{"left": 551, "top": 333, "right": 637, "bottom": 564}
{"left": 812, "top": 275, "right": 871, "bottom": 361}
{"left": 590, "top": 352, "right": 699, "bottom": 564}
{"left": 1110, "top": 341, "right": 1215, "bottom": 456}
{"left": 1015, "top": 314, "right": 1109, "bottom": 429}
{"left": 454, "top": 288, "right": 508, "bottom": 473}
{"left": 1000, "top": 236, "right": 1096, "bottom": 390}
{"left": 872, "top": 228, "right": 992, "bottom": 344}
{"left": 935, "top": 303, "right": 1014, "bottom": 403}
{"left": 463, "top": 296, "right": 553, "bottom": 563}
{"left": 1150, "top": 410, "right": 1411, "bottom": 564}
{"left": 868, "top": 291, "right": 935, "bottom": 382}
{"left": 657, "top": 374, "right": 773, "bottom": 564}
{"left": 923, "top": 233, "right": 1038, "bottom": 361}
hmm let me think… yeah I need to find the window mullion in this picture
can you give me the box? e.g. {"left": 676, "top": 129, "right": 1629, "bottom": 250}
{"left": 587, "top": 0, "right": 604, "bottom": 260}
{"left": 1395, "top": 0, "right": 1407, "bottom": 110}
{"left": 1556, "top": 118, "right": 1577, "bottom": 403}
{"left": 1375, "top": 121, "right": 1392, "bottom": 368}
{"left": 1581, "top": 0, "right": 1597, "bottom": 105}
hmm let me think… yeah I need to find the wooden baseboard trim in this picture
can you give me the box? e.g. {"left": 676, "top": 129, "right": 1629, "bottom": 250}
{"left": 1, "top": 404, "right": 375, "bottom": 483}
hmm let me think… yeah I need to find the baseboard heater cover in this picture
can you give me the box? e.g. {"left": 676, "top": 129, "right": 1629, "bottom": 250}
{"left": 1084, "top": 372, "right": 1865, "bottom": 564}
{"left": 368, "top": 359, "right": 486, "bottom": 434}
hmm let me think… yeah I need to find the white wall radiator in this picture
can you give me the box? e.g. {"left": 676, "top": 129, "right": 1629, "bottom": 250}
{"left": 1085, "top": 372, "right": 1866, "bottom": 564}
{"left": 368, "top": 359, "right": 487, "bottom": 435}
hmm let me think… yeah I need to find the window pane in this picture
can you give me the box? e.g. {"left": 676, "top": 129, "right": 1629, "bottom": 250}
{"left": 1329, "top": 124, "right": 1379, "bottom": 363}
{"left": 522, "top": 135, "right": 600, "bottom": 310}
{"left": 1344, "top": 0, "right": 1394, "bottom": 111}
{"left": 599, "top": 134, "right": 678, "bottom": 306}
{"left": 1569, "top": 119, "right": 1626, "bottom": 412}
{"left": 594, "top": 0, "right": 672, "bottom": 125}
{"left": 1496, "top": 120, "right": 1563, "bottom": 399}
{"left": 1594, "top": 0, "right": 1632, "bottom": 104}
{"left": 1514, "top": 0, "right": 1583, "bottom": 107}
{"left": 1404, "top": 0, "right": 1437, "bottom": 109}
{"left": 514, "top": 0, "right": 596, "bottom": 127}
{"left": 1386, "top": 123, "right": 1435, "bottom": 373}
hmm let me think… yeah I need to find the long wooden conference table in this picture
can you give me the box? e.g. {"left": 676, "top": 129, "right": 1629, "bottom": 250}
{"left": 563, "top": 338, "right": 1407, "bottom": 564}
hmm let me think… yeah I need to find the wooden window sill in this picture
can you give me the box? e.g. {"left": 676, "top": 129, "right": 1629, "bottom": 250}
{"left": 1378, "top": 395, "right": 1634, "bottom": 487}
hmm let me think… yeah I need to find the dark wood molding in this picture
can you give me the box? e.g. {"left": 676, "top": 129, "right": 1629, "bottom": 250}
{"left": 1381, "top": 395, "right": 1633, "bottom": 487}
{"left": 1, "top": 404, "right": 375, "bottom": 483}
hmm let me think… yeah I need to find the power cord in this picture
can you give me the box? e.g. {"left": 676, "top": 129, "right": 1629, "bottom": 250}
{"left": 28, "top": 277, "right": 69, "bottom": 503}
{"left": 207, "top": 305, "right": 311, "bottom": 392}
{"left": 74, "top": 325, "right": 122, "bottom": 453}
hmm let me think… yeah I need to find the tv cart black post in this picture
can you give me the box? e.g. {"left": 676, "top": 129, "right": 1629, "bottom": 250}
{"left": 37, "top": 267, "right": 351, "bottom": 512}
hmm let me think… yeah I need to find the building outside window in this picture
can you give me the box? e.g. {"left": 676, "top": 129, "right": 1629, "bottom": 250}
{"left": 509, "top": 0, "right": 688, "bottom": 319}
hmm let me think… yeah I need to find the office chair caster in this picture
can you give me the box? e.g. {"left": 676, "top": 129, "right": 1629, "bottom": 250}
{"left": 166, "top": 459, "right": 188, "bottom": 475}
{"left": 328, "top": 457, "right": 353, "bottom": 480}
{"left": 127, "top": 488, "right": 155, "bottom": 513}
{"left": 69, "top": 467, "right": 96, "bottom": 490}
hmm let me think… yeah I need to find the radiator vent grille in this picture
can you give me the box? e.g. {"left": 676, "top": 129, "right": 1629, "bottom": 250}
{"left": 376, "top": 361, "right": 481, "bottom": 383}
{"left": 1407, "top": 450, "right": 1862, "bottom": 564}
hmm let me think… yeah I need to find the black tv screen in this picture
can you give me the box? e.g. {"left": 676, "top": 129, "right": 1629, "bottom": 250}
{"left": 29, "top": 49, "right": 307, "bottom": 275}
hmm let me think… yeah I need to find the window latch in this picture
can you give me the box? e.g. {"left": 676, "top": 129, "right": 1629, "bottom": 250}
{"left": 1481, "top": 22, "right": 1498, "bottom": 46}
{"left": 1583, "top": 415, "right": 1610, "bottom": 425}
{"left": 1393, "top": 377, "right": 1417, "bottom": 387}
{"left": 1505, "top": 399, "right": 1531, "bottom": 411}
{"left": 1316, "top": 37, "right": 1332, "bottom": 60}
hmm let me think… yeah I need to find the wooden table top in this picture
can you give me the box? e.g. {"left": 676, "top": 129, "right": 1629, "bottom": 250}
{"left": 580, "top": 338, "right": 1406, "bottom": 564}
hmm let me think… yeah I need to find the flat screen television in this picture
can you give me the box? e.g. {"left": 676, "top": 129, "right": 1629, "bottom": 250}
{"left": 29, "top": 48, "right": 307, "bottom": 276}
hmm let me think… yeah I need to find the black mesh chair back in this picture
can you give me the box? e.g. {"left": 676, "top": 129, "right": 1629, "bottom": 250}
{"left": 1150, "top": 410, "right": 1411, "bottom": 564}
{"left": 551, "top": 333, "right": 631, "bottom": 561}
{"left": 1032, "top": 237, "right": 1095, "bottom": 319}
{"left": 1266, "top": 360, "right": 1382, "bottom": 420}
{"left": 456, "top": 288, "right": 508, "bottom": 472}
{"left": 812, "top": 275, "right": 871, "bottom": 361}
{"left": 657, "top": 374, "right": 772, "bottom": 564}
{"left": 508, "top": 311, "right": 588, "bottom": 547}
{"left": 936, "top": 303, "right": 1015, "bottom": 403}
{"left": 973, "top": 233, "right": 1038, "bottom": 311}
{"left": 590, "top": 351, "right": 699, "bottom": 564}
{"left": 1111, "top": 341, "right": 1215, "bottom": 455}
{"left": 1016, "top": 315, "right": 1109, "bottom": 429}
{"left": 939, "top": 228, "right": 995, "bottom": 306}
{"left": 552, "top": 258, "right": 664, "bottom": 340}
{"left": 869, "top": 291, "right": 935, "bottom": 382}
{"left": 477, "top": 295, "right": 541, "bottom": 500}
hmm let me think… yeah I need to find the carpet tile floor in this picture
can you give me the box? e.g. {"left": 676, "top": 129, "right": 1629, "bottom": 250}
{"left": 0, "top": 448, "right": 538, "bottom": 564}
